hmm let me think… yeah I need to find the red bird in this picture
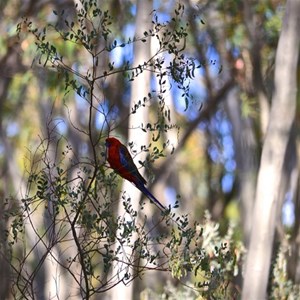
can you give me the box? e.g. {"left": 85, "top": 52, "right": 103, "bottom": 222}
{"left": 105, "top": 137, "right": 165, "bottom": 210}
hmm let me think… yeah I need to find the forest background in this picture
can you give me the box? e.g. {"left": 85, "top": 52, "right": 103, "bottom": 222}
{"left": 0, "top": 0, "right": 299, "bottom": 299}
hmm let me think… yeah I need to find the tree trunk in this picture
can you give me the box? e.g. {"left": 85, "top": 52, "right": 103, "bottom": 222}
{"left": 110, "top": 0, "right": 153, "bottom": 299}
{"left": 225, "top": 87, "right": 257, "bottom": 246}
{"left": 242, "top": 0, "right": 300, "bottom": 298}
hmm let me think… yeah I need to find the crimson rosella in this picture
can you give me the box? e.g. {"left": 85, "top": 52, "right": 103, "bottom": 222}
{"left": 105, "top": 137, "right": 165, "bottom": 210}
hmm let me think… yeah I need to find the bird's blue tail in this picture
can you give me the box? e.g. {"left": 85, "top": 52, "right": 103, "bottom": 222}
{"left": 136, "top": 183, "right": 166, "bottom": 210}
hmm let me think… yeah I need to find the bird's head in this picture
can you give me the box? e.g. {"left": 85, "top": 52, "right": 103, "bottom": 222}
{"left": 105, "top": 137, "right": 121, "bottom": 148}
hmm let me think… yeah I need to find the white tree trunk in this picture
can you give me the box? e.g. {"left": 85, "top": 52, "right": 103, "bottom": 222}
{"left": 225, "top": 87, "right": 257, "bottom": 246}
{"left": 110, "top": 0, "right": 153, "bottom": 299}
{"left": 242, "top": 0, "right": 300, "bottom": 299}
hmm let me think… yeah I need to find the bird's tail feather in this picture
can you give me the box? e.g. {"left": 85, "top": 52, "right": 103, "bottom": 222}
{"left": 137, "top": 183, "right": 166, "bottom": 210}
